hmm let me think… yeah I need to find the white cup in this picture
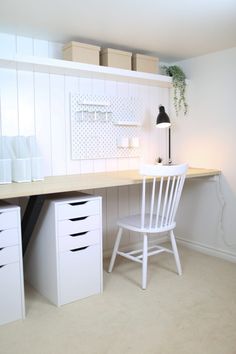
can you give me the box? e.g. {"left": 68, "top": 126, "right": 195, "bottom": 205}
{"left": 0, "top": 159, "right": 12, "bottom": 184}
{"left": 129, "top": 137, "right": 140, "bottom": 148}
{"left": 117, "top": 137, "right": 129, "bottom": 148}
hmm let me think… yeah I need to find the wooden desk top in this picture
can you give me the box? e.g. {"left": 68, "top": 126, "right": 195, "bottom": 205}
{"left": 0, "top": 167, "right": 220, "bottom": 200}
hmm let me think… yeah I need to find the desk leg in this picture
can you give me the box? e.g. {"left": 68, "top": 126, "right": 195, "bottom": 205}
{"left": 22, "top": 195, "right": 45, "bottom": 255}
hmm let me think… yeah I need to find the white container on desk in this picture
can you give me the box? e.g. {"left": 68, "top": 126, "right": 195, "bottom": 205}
{"left": 12, "top": 158, "right": 31, "bottom": 182}
{"left": 0, "top": 159, "right": 12, "bottom": 184}
{"left": 0, "top": 203, "right": 25, "bottom": 326}
{"left": 24, "top": 193, "right": 103, "bottom": 306}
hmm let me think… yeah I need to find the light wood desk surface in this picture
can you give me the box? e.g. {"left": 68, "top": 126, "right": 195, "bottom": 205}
{"left": 0, "top": 167, "right": 220, "bottom": 200}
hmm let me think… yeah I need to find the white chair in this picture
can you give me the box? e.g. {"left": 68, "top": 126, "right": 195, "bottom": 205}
{"left": 108, "top": 163, "right": 188, "bottom": 289}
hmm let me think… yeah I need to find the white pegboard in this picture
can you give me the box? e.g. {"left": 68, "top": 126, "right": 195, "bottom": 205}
{"left": 70, "top": 93, "right": 143, "bottom": 160}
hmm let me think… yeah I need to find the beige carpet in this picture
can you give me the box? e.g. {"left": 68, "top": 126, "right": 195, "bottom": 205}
{"left": 0, "top": 246, "right": 236, "bottom": 354}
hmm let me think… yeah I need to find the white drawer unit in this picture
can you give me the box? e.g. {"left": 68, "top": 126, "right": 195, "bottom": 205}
{"left": 24, "top": 193, "right": 103, "bottom": 307}
{"left": 0, "top": 203, "right": 25, "bottom": 326}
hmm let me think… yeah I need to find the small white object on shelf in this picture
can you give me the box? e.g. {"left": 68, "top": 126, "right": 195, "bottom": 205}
{"left": 129, "top": 137, "right": 140, "bottom": 148}
{"left": 117, "top": 137, "right": 129, "bottom": 148}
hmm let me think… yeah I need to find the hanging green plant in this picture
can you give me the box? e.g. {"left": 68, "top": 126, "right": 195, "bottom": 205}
{"left": 162, "top": 65, "right": 188, "bottom": 116}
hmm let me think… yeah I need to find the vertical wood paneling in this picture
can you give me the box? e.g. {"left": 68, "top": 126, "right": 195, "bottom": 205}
{"left": 106, "top": 187, "right": 119, "bottom": 252}
{"left": 92, "top": 78, "right": 105, "bottom": 95}
{"left": 64, "top": 76, "right": 80, "bottom": 174}
{"left": 33, "top": 39, "right": 49, "bottom": 57}
{"left": 118, "top": 158, "right": 129, "bottom": 171}
{"left": 129, "top": 184, "right": 142, "bottom": 244}
{"left": 106, "top": 159, "right": 118, "bottom": 171}
{"left": 50, "top": 74, "right": 66, "bottom": 175}
{"left": 79, "top": 77, "right": 94, "bottom": 173}
{"left": 0, "top": 32, "right": 169, "bottom": 176}
{"left": 118, "top": 186, "right": 130, "bottom": 247}
{"left": 16, "top": 36, "right": 33, "bottom": 56}
{"left": 0, "top": 68, "right": 18, "bottom": 135}
{"left": 34, "top": 72, "right": 52, "bottom": 176}
{"left": 17, "top": 71, "right": 35, "bottom": 135}
{"left": 94, "top": 159, "right": 106, "bottom": 172}
{"left": 0, "top": 33, "right": 16, "bottom": 57}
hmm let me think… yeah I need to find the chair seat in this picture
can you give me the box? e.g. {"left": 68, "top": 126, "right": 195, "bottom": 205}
{"left": 117, "top": 214, "right": 176, "bottom": 233}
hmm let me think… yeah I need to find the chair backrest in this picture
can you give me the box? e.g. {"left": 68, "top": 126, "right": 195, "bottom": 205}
{"left": 139, "top": 163, "right": 188, "bottom": 230}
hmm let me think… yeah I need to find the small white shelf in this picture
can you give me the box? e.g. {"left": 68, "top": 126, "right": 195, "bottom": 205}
{"left": 0, "top": 54, "right": 172, "bottom": 87}
{"left": 113, "top": 121, "right": 142, "bottom": 126}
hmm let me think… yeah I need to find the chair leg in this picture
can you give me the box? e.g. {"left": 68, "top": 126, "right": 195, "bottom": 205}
{"left": 170, "top": 230, "right": 182, "bottom": 275}
{"left": 108, "top": 227, "right": 123, "bottom": 273}
{"left": 142, "top": 234, "right": 148, "bottom": 289}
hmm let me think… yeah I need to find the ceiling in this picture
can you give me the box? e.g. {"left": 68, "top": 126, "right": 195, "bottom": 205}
{"left": 0, "top": 0, "right": 236, "bottom": 62}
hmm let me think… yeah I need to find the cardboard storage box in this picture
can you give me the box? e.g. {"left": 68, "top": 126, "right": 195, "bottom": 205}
{"left": 100, "top": 48, "right": 132, "bottom": 70}
{"left": 63, "top": 41, "right": 100, "bottom": 65}
{"left": 132, "top": 54, "right": 159, "bottom": 74}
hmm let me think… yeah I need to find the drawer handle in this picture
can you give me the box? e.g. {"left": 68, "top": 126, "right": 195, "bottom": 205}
{"left": 0, "top": 248, "right": 4, "bottom": 251}
{"left": 0, "top": 265, "right": 6, "bottom": 269}
{"left": 69, "top": 201, "right": 88, "bottom": 206}
{"left": 69, "top": 216, "right": 88, "bottom": 222}
{"left": 70, "top": 246, "right": 89, "bottom": 252}
{"left": 70, "top": 231, "right": 88, "bottom": 237}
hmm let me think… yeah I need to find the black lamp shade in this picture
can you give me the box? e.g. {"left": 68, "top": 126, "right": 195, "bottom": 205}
{"left": 156, "top": 106, "right": 171, "bottom": 128}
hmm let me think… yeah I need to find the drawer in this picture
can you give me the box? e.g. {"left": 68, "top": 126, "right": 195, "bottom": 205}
{"left": 0, "top": 229, "right": 19, "bottom": 248}
{"left": 0, "top": 211, "right": 18, "bottom": 230}
{"left": 0, "top": 246, "right": 19, "bottom": 266}
{"left": 58, "top": 230, "right": 100, "bottom": 252}
{"left": 57, "top": 215, "right": 100, "bottom": 237}
{"left": 57, "top": 200, "right": 99, "bottom": 220}
{"left": 0, "top": 262, "right": 23, "bottom": 325}
{"left": 59, "top": 244, "right": 102, "bottom": 305}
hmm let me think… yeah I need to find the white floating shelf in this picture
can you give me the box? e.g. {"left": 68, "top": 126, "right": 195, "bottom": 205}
{"left": 113, "top": 121, "right": 142, "bottom": 126}
{"left": 0, "top": 54, "right": 172, "bottom": 87}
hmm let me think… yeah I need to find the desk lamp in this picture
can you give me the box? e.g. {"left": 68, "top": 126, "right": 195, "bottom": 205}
{"left": 156, "top": 105, "right": 172, "bottom": 164}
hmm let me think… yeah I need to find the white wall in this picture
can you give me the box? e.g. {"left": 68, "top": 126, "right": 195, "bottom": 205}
{"left": 0, "top": 33, "right": 169, "bottom": 176}
{"left": 171, "top": 47, "right": 236, "bottom": 260}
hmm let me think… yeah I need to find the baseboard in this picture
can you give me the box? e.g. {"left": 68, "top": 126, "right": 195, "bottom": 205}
{"left": 103, "top": 235, "right": 169, "bottom": 258}
{"left": 176, "top": 236, "right": 236, "bottom": 263}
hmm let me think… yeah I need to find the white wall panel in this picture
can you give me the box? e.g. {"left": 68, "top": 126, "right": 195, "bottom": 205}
{"left": 118, "top": 186, "right": 130, "bottom": 247}
{"left": 50, "top": 74, "right": 66, "bottom": 175}
{"left": 16, "top": 36, "right": 33, "bottom": 56}
{"left": 0, "top": 68, "right": 18, "bottom": 135}
{"left": 33, "top": 39, "right": 49, "bottom": 57}
{"left": 0, "top": 32, "right": 169, "bottom": 177}
{"left": 106, "top": 187, "right": 119, "bottom": 251}
{"left": 0, "top": 33, "right": 16, "bottom": 57}
{"left": 64, "top": 76, "right": 80, "bottom": 174}
{"left": 17, "top": 71, "right": 35, "bottom": 135}
{"left": 34, "top": 72, "right": 52, "bottom": 176}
